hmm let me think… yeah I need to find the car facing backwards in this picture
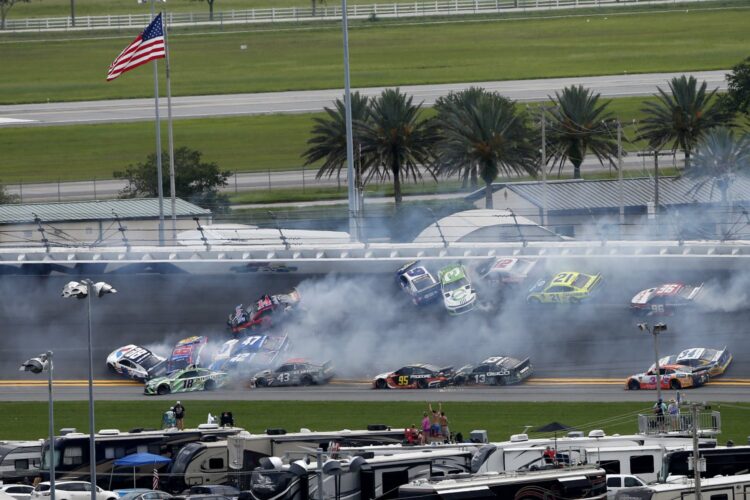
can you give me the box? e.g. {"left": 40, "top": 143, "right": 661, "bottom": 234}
{"left": 630, "top": 282, "right": 704, "bottom": 316}
{"left": 167, "top": 336, "right": 208, "bottom": 374}
{"left": 373, "top": 363, "right": 453, "bottom": 389}
{"left": 396, "top": 262, "right": 441, "bottom": 306}
{"left": 474, "top": 258, "right": 538, "bottom": 290}
{"left": 527, "top": 271, "right": 602, "bottom": 304}
{"left": 437, "top": 264, "right": 477, "bottom": 315}
{"left": 144, "top": 365, "right": 228, "bottom": 395}
{"left": 252, "top": 359, "right": 334, "bottom": 387}
{"left": 452, "top": 356, "right": 534, "bottom": 386}
{"left": 650, "top": 347, "right": 732, "bottom": 378}
{"left": 209, "top": 334, "right": 289, "bottom": 373}
{"left": 106, "top": 344, "right": 167, "bottom": 381}
{"left": 227, "top": 289, "right": 300, "bottom": 335}
{"left": 625, "top": 364, "right": 709, "bottom": 391}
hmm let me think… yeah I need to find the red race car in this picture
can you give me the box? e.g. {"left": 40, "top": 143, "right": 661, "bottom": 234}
{"left": 630, "top": 282, "right": 703, "bottom": 316}
{"left": 372, "top": 363, "right": 453, "bottom": 389}
{"left": 227, "top": 289, "right": 300, "bottom": 334}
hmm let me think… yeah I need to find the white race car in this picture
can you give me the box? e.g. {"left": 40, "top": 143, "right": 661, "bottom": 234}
{"left": 106, "top": 345, "right": 167, "bottom": 381}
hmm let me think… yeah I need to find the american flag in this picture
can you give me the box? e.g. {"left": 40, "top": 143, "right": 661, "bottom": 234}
{"left": 153, "top": 467, "right": 159, "bottom": 490}
{"left": 107, "top": 13, "right": 166, "bottom": 81}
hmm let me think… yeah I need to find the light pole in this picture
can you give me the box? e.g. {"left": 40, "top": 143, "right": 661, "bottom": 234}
{"left": 638, "top": 322, "right": 667, "bottom": 403}
{"left": 20, "top": 352, "right": 55, "bottom": 500}
{"left": 62, "top": 280, "right": 117, "bottom": 500}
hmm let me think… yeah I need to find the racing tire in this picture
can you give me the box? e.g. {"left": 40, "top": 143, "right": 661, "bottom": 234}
{"left": 527, "top": 297, "right": 542, "bottom": 305}
{"left": 375, "top": 379, "right": 388, "bottom": 390}
{"left": 627, "top": 379, "right": 640, "bottom": 391}
{"left": 417, "top": 379, "right": 428, "bottom": 389}
{"left": 492, "top": 377, "right": 507, "bottom": 386}
{"left": 300, "top": 376, "right": 313, "bottom": 387}
{"left": 255, "top": 378, "right": 268, "bottom": 387}
{"left": 204, "top": 380, "right": 216, "bottom": 391}
{"left": 670, "top": 379, "right": 681, "bottom": 390}
{"left": 569, "top": 297, "right": 581, "bottom": 304}
{"left": 156, "top": 384, "right": 171, "bottom": 396}
{"left": 453, "top": 376, "right": 466, "bottom": 386}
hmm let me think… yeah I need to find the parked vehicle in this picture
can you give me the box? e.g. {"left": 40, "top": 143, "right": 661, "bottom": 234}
{"left": 0, "top": 485, "right": 34, "bottom": 500}
{"left": 615, "top": 472, "right": 750, "bottom": 499}
{"left": 0, "top": 441, "right": 42, "bottom": 483}
{"left": 30, "top": 482, "right": 117, "bottom": 500}
{"left": 605, "top": 474, "right": 646, "bottom": 499}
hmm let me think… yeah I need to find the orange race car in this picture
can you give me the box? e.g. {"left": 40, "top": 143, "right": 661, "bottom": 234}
{"left": 373, "top": 363, "right": 453, "bottom": 389}
{"left": 626, "top": 364, "right": 709, "bottom": 391}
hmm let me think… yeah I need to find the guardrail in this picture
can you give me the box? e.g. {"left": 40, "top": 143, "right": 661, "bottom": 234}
{"left": 637, "top": 410, "right": 721, "bottom": 437}
{"left": 2, "top": 0, "right": 711, "bottom": 31}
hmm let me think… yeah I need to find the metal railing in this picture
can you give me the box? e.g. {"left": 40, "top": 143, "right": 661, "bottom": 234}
{"left": 637, "top": 410, "right": 721, "bottom": 437}
{"left": 1, "top": 0, "right": 712, "bottom": 32}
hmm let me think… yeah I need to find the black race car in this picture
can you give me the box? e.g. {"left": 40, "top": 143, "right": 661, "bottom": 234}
{"left": 252, "top": 359, "right": 334, "bottom": 387}
{"left": 452, "top": 356, "right": 533, "bottom": 386}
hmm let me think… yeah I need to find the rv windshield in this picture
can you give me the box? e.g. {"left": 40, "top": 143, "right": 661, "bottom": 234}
{"left": 40, "top": 443, "right": 60, "bottom": 470}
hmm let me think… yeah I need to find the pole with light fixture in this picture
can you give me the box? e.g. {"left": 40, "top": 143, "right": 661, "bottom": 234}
{"left": 20, "top": 352, "right": 55, "bottom": 500}
{"left": 637, "top": 322, "right": 667, "bottom": 404}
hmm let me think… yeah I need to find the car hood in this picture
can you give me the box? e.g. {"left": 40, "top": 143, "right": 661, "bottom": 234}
{"left": 145, "top": 375, "right": 170, "bottom": 388}
{"left": 443, "top": 286, "right": 476, "bottom": 306}
{"left": 373, "top": 371, "right": 392, "bottom": 381}
{"left": 631, "top": 288, "right": 655, "bottom": 305}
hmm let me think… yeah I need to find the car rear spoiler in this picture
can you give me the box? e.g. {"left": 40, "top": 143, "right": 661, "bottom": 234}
{"left": 439, "top": 365, "right": 454, "bottom": 374}
{"left": 515, "top": 357, "right": 533, "bottom": 375}
{"left": 589, "top": 273, "right": 603, "bottom": 289}
{"left": 688, "top": 283, "right": 704, "bottom": 300}
{"left": 396, "top": 261, "right": 419, "bottom": 275}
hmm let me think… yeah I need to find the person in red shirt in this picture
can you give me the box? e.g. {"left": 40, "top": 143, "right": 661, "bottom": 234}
{"left": 543, "top": 446, "right": 556, "bottom": 465}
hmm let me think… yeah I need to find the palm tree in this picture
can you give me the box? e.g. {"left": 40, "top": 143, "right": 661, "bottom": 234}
{"left": 357, "top": 88, "right": 436, "bottom": 206}
{"left": 546, "top": 85, "right": 618, "bottom": 179}
{"left": 433, "top": 87, "right": 486, "bottom": 190}
{"left": 684, "top": 127, "right": 750, "bottom": 204}
{"left": 433, "top": 90, "right": 539, "bottom": 208}
{"left": 638, "top": 75, "right": 732, "bottom": 170}
{"left": 302, "top": 91, "right": 371, "bottom": 206}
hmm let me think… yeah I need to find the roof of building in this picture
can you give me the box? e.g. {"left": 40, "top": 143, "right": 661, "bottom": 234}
{"left": 0, "top": 198, "right": 211, "bottom": 224}
{"left": 412, "top": 209, "right": 564, "bottom": 243}
{"left": 468, "top": 176, "right": 750, "bottom": 212}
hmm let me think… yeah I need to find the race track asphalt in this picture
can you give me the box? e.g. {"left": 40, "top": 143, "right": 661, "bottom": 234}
{"left": 1, "top": 265, "right": 749, "bottom": 402}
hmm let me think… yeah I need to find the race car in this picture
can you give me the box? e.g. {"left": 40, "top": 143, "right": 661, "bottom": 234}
{"left": 437, "top": 264, "right": 477, "bottom": 315}
{"left": 373, "top": 363, "right": 453, "bottom": 389}
{"left": 210, "top": 333, "right": 290, "bottom": 373}
{"left": 630, "top": 282, "right": 704, "bottom": 316}
{"left": 526, "top": 271, "right": 602, "bottom": 304}
{"left": 144, "top": 365, "right": 229, "bottom": 395}
{"left": 228, "top": 289, "right": 301, "bottom": 334}
{"left": 473, "top": 258, "right": 538, "bottom": 290}
{"left": 396, "top": 262, "right": 441, "bottom": 306}
{"left": 252, "top": 359, "right": 334, "bottom": 387}
{"left": 106, "top": 345, "right": 167, "bottom": 381}
{"left": 452, "top": 356, "right": 533, "bottom": 386}
{"left": 625, "top": 364, "right": 709, "bottom": 391}
{"left": 167, "top": 336, "right": 208, "bottom": 373}
{"left": 650, "top": 347, "right": 732, "bottom": 378}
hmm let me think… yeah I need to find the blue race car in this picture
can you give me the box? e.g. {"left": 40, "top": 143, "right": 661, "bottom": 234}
{"left": 396, "top": 262, "right": 441, "bottom": 306}
{"left": 210, "top": 333, "right": 289, "bottom": 374}
{"left": 167, "top": 336, "right": 208, "bottom": 373}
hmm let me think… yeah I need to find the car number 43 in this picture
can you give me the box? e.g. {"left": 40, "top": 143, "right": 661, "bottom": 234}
{"left": 277, "top": 373, "right": 291, "bottom": 383}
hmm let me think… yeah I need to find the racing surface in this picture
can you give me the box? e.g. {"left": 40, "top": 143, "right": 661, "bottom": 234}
{"left": 1, "top": 265, "right": 749, "bottom": 401}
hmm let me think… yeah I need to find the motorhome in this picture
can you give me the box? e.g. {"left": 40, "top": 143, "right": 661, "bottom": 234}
{"left": 659, "top": 445, "right": 750, "bottom": 482}
{"left": 168, "top": 439, "right": 229, "bottom": 492}
{"left": 397, "top": 466, "right": 608, "bottom": 499}
{"left": 614, "top": 473, "right": 750, "bottom": 499}
{"left": 0, "top": 441, "right": 42, "bottom": 483}
{"left": 40, "top": 425, "right": 240, "bottom": 489}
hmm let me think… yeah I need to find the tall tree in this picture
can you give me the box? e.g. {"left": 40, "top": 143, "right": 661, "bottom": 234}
{"left": 113, "top": 146, "right": 230, "bottom": 211}
{"left": 684, "top": 127, "right": 750, "bottom": 204}
{"left": 357, "top": 88, "right": 435, "bottom": 206}
{"left": 433, "top": 87, "right": 486, "bottom": 190}
{"left": 191, "top": 0, "right": 217, "bottom": 21}
{"left": 638, "top": 75, "right": 731, "bottom": 170}
{"left": 0, "top": 0, "right": 29, "bottom": 30}
{"left": 434, "top": 90, "right": 539, "bottom": 208}
{"left": 302, "top": 91, "right": 371, "bottom": 205}
{"left": 546, "top": 85, "right": 617, "bottom": 179}
{"left": 722, "top": 57, "right": 750, "bottom": 119}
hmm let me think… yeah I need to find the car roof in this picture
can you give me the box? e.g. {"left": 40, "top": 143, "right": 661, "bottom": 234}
{"left": 406, "top": 363, "right": 440, "bottom": 372}
{"left": 653, "top": 283, "right": 686, "bottom": 296}
{"left": 439, "top": 264, "right": 466, "bottom": 282}
{"left": 551, "top": 272, "right": 582, "bottom": 285}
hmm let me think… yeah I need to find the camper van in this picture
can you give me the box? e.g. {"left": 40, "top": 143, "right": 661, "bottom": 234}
{"left": 169, "top": 440, "right": 229, "bottom": 492}
{"left": 659, "top": 445, "right": 750, "bottom": 482}
{"left": 614, "top": 473, "right": 750, "bottom": 499}
{"left": 0, "top": 441, "right": 42, "bottom": 483}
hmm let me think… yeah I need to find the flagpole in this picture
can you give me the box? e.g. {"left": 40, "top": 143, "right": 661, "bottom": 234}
{"left": 149, "top": 0, "right": 165, "bottom": 246}
{"left": 162, "top": 9, "right": 177, "bottom": 242}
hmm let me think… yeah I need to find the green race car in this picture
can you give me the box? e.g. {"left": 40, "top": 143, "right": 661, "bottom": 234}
{"left": 144, "top": 365, "right": 229, "bottom": 396}
{"left": 437, "top": 264, "right": 477, "bottom": 315}
{"left": 526, "top": 271, "right": 602, "bottom": 304}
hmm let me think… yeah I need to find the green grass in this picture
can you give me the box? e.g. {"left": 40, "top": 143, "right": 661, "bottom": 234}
{"left": 1, "top": 401, "right": 748, "bottom": 444}
{"left": 0, "top": 96, "right": 654, "bottom": 184}
{"left": 0, "top": 5, "right": 748, "bottom": 104}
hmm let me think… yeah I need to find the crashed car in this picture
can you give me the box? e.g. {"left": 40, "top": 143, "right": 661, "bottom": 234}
{"left": 437, "top": 264, "right": 477, "bottom": 315}
{"left": 630, "top": 282, "right": 704, "bottom": 316}
{"left": 228, "top": 289, "right": 301, "bottom": 334}
{"left": 527, "top": 271, "right": 602, "bottom": 304}
{"left": 452, "top": 356, "right": 533, "bottom": 386}
{"left": 373, "top": 363, "right": 453, "bottom": 390}
{"left": 144, "top": 365, "right": 228, "bottom": 396}
{"left": 252, "top": 359, "right": 334, "bottom": 387}
{"left": 396, "top": 262, "right": 441, "bottom": 306}
{"left": 167, "top": 336, "right": 208, "bottom": 373}
{"left": 210, "top": 333, "right": 290, "bottom": 373}
{"left": 473, "top": 258, "right": 538, "bottom": 290}
{"left": 626, "top": 364, "right": 709, "bottom": 391}
{"left": 650, "top": 347, "right": 732, "bottom": 378}
{"left": 106, "top": 345, "right": 167, "bottom": 381}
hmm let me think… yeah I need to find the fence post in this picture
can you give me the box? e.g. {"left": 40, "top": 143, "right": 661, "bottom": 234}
{"left": 19, "top": 181, "right": 23, "bottom": 203}
{"left": 93, "top": 177, "right": 97, "bottom": 200}
{"left": 57, "top": 179, "right": 61, "bottom": 202}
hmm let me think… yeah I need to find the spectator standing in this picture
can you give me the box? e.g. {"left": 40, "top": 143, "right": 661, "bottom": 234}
{"left": 174, "top": 401, "right": 186, "bottom": 430}
{"left": 440, "top": 412, "right": 450, "bottom": 443}
{"left": 428, "top": 403, "right": 442, "bottom": 440}
{"left": 667, "top": 399, "right": 680, "bottom": 431}
{"left": 421, "top": 412, "right": 430, "bottom": 444}
{"left": 162, "top": 407, "right": 176, "bottom": 429}
{"left": 653, "top": 398, "right": 666, "bottom": 431}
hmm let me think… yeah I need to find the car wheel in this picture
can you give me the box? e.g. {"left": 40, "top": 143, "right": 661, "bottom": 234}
{"left": 453, "top": 376, "right": 466, "bottom": 386}
{"left": 417, "top": 379, "right": 428, "bottom": 389}
{"left": 670, "top": 379, "right": 681, "bottom": 390}
{"left": 375, "top": 379, "right": 388, "bottom": 390}
{"left": 300, "top": 376, "right": 313, "bottom": 387}
{"left": 255, "top": 378, "right": 268, "bottom": 387}
{"left": 204, "top": 380, "right": 216, "bottom": 391}
{"left": 527, "top": 297, "right": 542, "bottom": 305}
{"left": 627, "top": 380, "right": 640, "bottom": 391}
{"left": 157, "top": 384, "right": 170, "bottom": 395}
{"left": 569, "top": 297, "right": 581, "bottom": 304}
{"left": 492, "top": 376, "right": 507, "bottom": 386}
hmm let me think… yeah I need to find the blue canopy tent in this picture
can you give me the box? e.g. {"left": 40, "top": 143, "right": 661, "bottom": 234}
{"left": 111, "top": 453, "right": 172, "bottom": 489}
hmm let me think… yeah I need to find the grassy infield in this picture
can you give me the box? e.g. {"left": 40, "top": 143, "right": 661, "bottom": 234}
{"left": 2, "top": 3, "right": 750, "bottom": 436}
